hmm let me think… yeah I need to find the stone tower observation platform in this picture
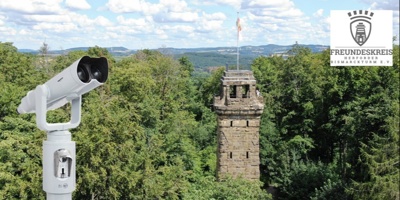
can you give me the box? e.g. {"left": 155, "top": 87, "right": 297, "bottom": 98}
{"left": 214, "top": 70, "right": 264, "bottom": 180}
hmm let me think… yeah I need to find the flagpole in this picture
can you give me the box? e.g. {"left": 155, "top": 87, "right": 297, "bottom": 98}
{"left": 236, "top": 12, "right": 239, "bottom": 70}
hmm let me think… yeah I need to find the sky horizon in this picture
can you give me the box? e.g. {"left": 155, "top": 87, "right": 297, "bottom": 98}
{"left": 1, "top": 0, "right": 399, "bottom": 50}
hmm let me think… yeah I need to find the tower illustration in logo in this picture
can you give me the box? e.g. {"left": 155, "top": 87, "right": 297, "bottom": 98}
{"left": 348, "top": 10, "right": 374, "bottom": 46}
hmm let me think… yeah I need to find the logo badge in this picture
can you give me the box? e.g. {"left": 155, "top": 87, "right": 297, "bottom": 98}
{"left": 330, "top": 10, "right": 393, "bottom": 66}
{"left": 349, "top": 10, "right": 373, "bottom": 46}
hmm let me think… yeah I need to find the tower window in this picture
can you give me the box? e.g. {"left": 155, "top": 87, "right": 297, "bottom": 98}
{"left": 229, "top": 152, "right": 233, "bottom": 159}
{"left": 242, "top": 85, "right": 250, "bottom": 98}
{"left": 230, "top": 121, "right": 233, "bottom": 127}
{"left": 246, "top": 120, "right": 249, "bottom": 127}
{"left": 229, "top": 85, "right": 237, "bottom": 98}
{"left": 246, "top": 152, "right": 249, "bottom": 159}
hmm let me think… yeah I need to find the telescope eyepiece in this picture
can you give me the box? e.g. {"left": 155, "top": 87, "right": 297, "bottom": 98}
{"left": 77, "top": 64, "right": 90, "bottom": 83}
{"left": 91, "top": 68, "right": 103, "bottom": 82}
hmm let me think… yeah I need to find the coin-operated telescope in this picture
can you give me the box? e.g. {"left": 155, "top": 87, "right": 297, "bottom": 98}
{"left": 17, "top": 56, "right": 108, "bottom": 200}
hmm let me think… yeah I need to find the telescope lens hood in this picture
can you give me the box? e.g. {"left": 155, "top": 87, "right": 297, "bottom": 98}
{"left": 76, "top": 56, "right": 108, "bottom": 83}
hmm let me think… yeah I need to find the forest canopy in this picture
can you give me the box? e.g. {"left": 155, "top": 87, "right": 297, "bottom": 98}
{"left": 0, "top": 41, "right": 399, "bottom": 200}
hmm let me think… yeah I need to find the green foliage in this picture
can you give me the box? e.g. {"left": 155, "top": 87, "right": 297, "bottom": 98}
{"left": 253, "top": 45, "right": 399, "bottom": 199}
{"left": 197, "top": 67, "right": 224, "bottom": 106}
{"left": 348, "top": 100, "right": 399, "bottom": 200}
{"left": 87, "top": 46, "right": 113, "bottom": 59}
{"left": 277, "top": 160, "right": 339, "bottom": 200}
{"left": 1, "top": 41, "right": 398, "bottom": 200}
{"left": 183, "top": 176, "right": 272, "bottom": 200}
{"left": 179, "top": 56, "right": 195, "bottom": 75}
{"left": 0, "top": 42, "right": 50, "bottom": 199}
{"left": 0, "top": 117, "right": 44, "bottom": 199}
{"left": 311, "top": 179, "right": 347, "bottom": 200}
{"left": 0, "top": 42, "right": 46, "bottom": 89}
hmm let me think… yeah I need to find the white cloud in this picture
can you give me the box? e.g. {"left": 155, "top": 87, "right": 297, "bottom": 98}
{"left": 313, "top": 9, "right": 324, "bottom": 17}
{"left": 168, "top": 25, "right": 195, "bottom": 33}
{"left": 394, "top": 11, "right": 399, "bottom": 24}
{"left": 393, "top": 11, "right": 399, "bottom": 42}
{"left": 115, "top": 16, "right": 153, "bottom": 33}
{"left": 0, "top": 26, "right": 17, "bottom": 35}
{"left": 360, "top": 0, "right": 399, "bottom": 43}
{"left": 159, "top": 0, "right": 189, "bottom": 12}
{"left": 22, "top": 14, "right": 71, "bottom": 23}
{"left": 242, "top": 0, "right": 303, "bottom": 18}
{"left": 107, "top": 17, "right": 155, "bottom": 38}
{"left": 196, "top": 12, "right": 226, "bottom": 33}
{"left": 105, "top": 32, "right": 120, "bottom": 39}
{"left": 33, "top": 22, "right": 78, "bottom": 32}
{"left": 155, "top": 29, "right": 168, "bottom": 39}
{"left": 237, "top": 0, "right": 324, "bottom": 45}
{"left": 106, "top": 0, "right": 161, "bottom": 14}
{"left": 10, "top": 11, "right": 112, "bottom": 37}
{"left": 154, "top": 11, "right": 199, "bottom": 23}
{"left": 18, "top": 29, "right": 30, "bottom": 35}
{"left": 0, "top": 0, "right": 64, "bottom": 14}
{"left": 94, "top": 16, "right": 113, "bottom": 27}
{"left": 107, "top": 25, "right": 141, "bottom": 35}
{"left": 0, "top": 0, "right": 337, "bottom": 49}
{"left": 248, "top": 12, "right": 303, "bottom": 25}
{"left": 194, "top": 0, "right": 241, "bottom": 10}
{"left": 197, "top": 19, "right": 224, "bottom": 32}
{"left": 107, "top": 0, "right": 199, "bottom": 23}
{"left": 260, "top": 23, "right": 279, "bottom": 31}
{"left": 0, "top": 15, "right": 6, "bottom": 26}
{"left": 361, "top": 0, "right": 399, "bottom": 10}
{"left": 117, "top": 16, "right": 147, "bottom": 26}
{"left": 58, "top": 12, "right": 112, "bottom": 29}
{"left": 65, "top": 0, "right": 91, "bottom": 10}
{"left": 241, "top": 0, "right": 294, "bottom": 9}
{"left": 204, "top": 12, "right": 226, "bottom": 21}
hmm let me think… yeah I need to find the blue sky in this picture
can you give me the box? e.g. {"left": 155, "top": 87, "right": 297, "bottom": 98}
{"left": 0, "top": 0, "right": 398, "bottom": 50}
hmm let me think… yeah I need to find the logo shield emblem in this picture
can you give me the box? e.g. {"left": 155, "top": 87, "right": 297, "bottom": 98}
{"left": 350, "top": 20, "right": 371, "bottom": 46}
{"left": 348, "top": 10, "right": 374, "bottom": 46}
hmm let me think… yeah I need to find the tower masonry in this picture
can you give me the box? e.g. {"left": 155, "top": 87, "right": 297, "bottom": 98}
{"left": 213, "top": 70, "right": 264, "bottom": 180}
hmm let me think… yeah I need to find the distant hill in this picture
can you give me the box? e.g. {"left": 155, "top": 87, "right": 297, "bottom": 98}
{"left": 18, "top": 44, "right": 328, "bottom": 69}
{"left": 19, "top": 46, "right": 136, "bottom": 56}
{"left": 172, "top": 44, "right": 328, "bottom": 69}
{"left": 159, "top": 44, "right": 328, "bottom": 58}
{"left": 173, "top": 52, "right": 254, "bottom": 70}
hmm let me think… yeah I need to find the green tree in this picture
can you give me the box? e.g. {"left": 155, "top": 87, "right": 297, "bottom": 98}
{"left": 179, "top": 56, "right": 194, "bottom": 75}
{"left": 0, "top": 117, "right": 44, "bottom": 199}
{"left": 348, "top": 45, "right": 400, "bottom": 199}
{"left": 106, "top": 50, "right": 201, "bottom": 198}
{"left": 0, "top": 42, "right": 47, "bottom": 199}
{"left": 278, "top": 160, "right": 339, "bottom": 200}
{"left": 183, "top": 176, "right": 272, "bottom": 200}
{"left": 252, "top": 44, "right": 399, "bottom": 199}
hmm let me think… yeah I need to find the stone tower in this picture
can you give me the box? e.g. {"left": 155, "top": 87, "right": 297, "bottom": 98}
{"left": 214, "top": 70, "right": 264, "bottom": 180}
